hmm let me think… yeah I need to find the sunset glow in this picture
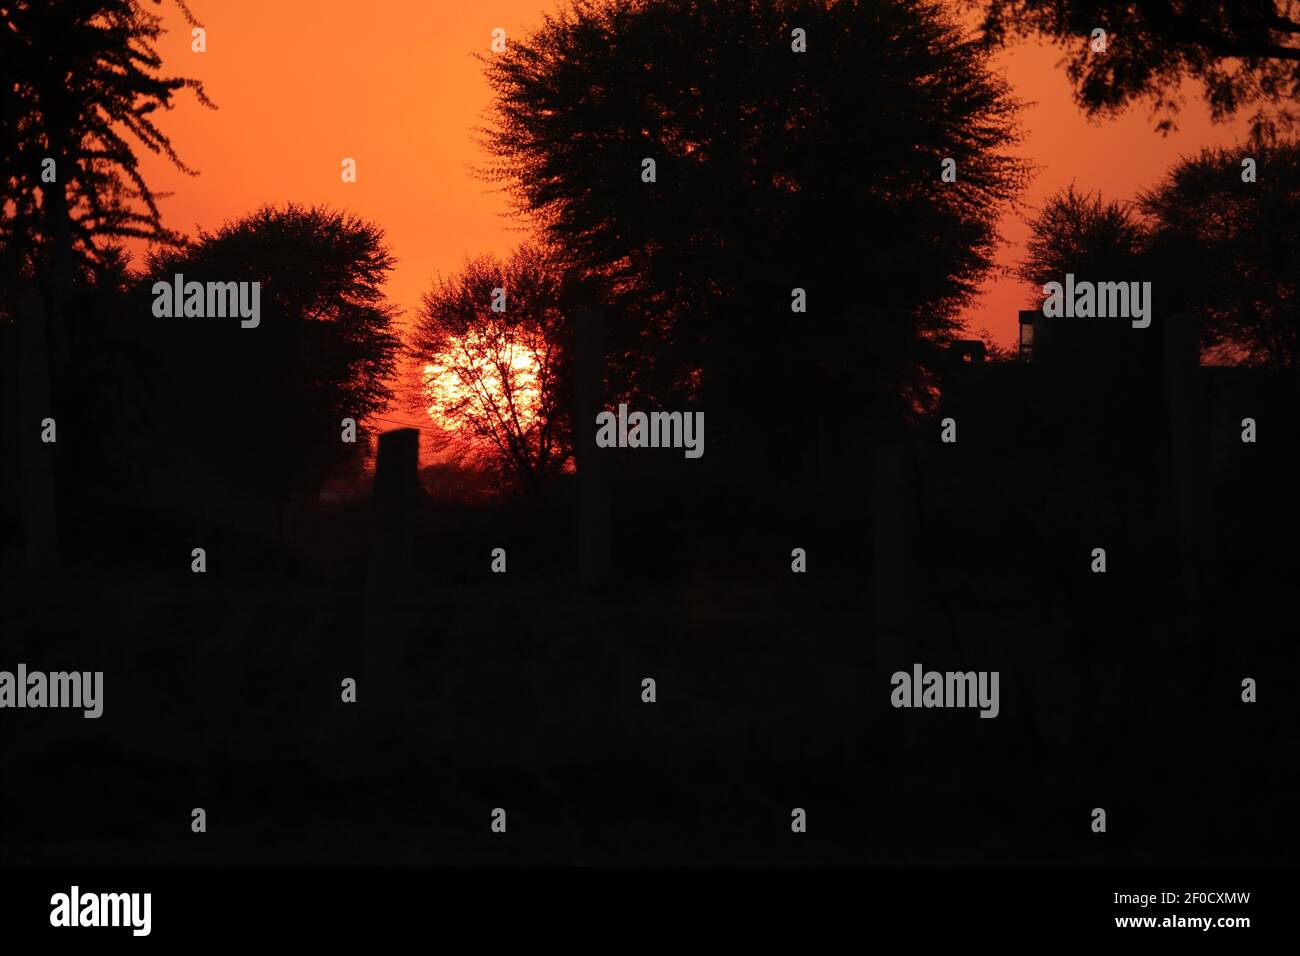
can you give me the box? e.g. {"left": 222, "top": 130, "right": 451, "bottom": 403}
{"left": 129, "top": 0, "right": 1252, "bottom": 356}
{"left": 421, "top": 327, "right": 545, "bottom": 438}
{"left": 8, "top": 0, "right": 1295, "bottom": 891}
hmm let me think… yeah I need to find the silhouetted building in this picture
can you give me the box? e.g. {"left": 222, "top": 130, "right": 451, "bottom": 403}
{"left": 1018, "top": 309, "right": 1035, "bottom": 361}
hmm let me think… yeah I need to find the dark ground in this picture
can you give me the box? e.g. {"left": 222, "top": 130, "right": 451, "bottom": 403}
{"left": 2, "top": 451, "right": 1295, "bottom": 866}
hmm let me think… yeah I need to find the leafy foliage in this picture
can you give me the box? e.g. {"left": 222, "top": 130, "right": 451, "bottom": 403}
{"left": 1141, "top": 142, "right": 1300, "bottom": 366}
{"left": 972, "top": 0, "right": 1300, "bottom": 137}
{"left": 410, "top": 245, "right": 572, "bottom": 490}
{"left": 482, "top": 0, "right": 1028, "bottom": 447}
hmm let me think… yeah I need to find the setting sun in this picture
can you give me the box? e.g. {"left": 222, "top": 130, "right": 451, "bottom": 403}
{"left": 421, "top": 327, "right": 545, "bottom": 438}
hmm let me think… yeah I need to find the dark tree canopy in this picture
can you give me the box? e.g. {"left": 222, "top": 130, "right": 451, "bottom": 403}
{"left": 1, "top": 0, "right": 207, "bottom": 568}
{"left": 482, "top": 0, "right": 1027, "bottom": 456}
{"left": 1015, "top": 185, "right": 1167, "bottom": 459}
{"left": 973, "top": 0, "right": 1300, "bottom": 137}
{"left": 141, "top": 204, "right": 402, "bottom": 502}
{"left": 1016, "top": 185, "right": 1155, "bottom": 374}
{"left": 1141, "top": 142, "right": 1300, "bottom": 367}
{"left": 0, "top": 0, "right": 210, "bottom": 296}
{"left": 1017, "top": 185, "right": 1148, "bottom": 291}
{"left": 1021, "top": 152, "right": 1300, "bottom": 369}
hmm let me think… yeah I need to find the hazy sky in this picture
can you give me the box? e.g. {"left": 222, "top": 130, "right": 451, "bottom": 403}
{"left": 134, "top": 0, "right": 1253, "bottom": 359}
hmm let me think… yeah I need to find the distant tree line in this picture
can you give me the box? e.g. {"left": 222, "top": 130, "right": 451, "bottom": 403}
{"left": 4, "top": 0, "right": 1299, "bottom": 573}
{"left": 1021, "top": 142, "right": 1300, "bottom": 369}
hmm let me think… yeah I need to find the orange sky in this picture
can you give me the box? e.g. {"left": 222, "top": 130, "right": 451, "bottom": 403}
{"left": 134, "top": 0, "right": 1252, "bottom": 372}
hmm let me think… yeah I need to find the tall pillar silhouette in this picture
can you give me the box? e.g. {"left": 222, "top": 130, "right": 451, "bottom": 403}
{"left": 18, "top": 289, "right": 58, "bottom": 572}
{"left": 572, "top": 307, "right": 610, "bottom": 587}
{"left": 1163, "top": 312, "right": 1211, "bottom": 605}
{"left": 872, "top": 438, "right": 915, "bottom": 674}
{"left": 361, "top": 427, "right": 420, "bottom": 742}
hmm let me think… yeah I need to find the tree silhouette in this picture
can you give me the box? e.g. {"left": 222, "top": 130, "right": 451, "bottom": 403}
{"left": 1, "top": 0, "right": 209, "bottom": 569}
{"left": 1141, "top": 142, "right": 1300, "bottom": 367}
{"left": 1005, "top": 182, "right": 1172, "bottom": 557}
{"left": 482, "top": 0, "right": 1027, "bottom": 468}
{"left": 0, "top": 0, "right": 210, "bottom": 318}
{"left": 1017, "top": 186, "right": 1148, "bottom": 291}
{"left": 972, "top": 0, "right": 1300, "bottom": 137}
{"left": 140, "top": 205, "right": 402, "bottom": 520}
{"left": 410, "top": 245, "right": 572, "bottom": 491}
